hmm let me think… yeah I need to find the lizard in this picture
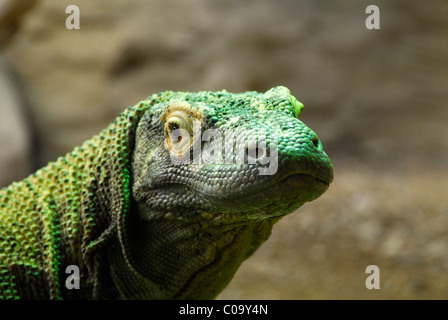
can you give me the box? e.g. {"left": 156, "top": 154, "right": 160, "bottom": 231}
{"left": 0, "top": 86, "right": 333, "bottom": 299}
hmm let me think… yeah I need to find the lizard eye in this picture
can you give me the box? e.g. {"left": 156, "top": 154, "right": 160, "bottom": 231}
{"left": 167, "top": 122, "right": 182, "bottom": 143}
{"left": 164, "top": 115, "right": 190, "bottom": 157}
{"left": 162, "top": 102, "right": 204, "bottom": 158}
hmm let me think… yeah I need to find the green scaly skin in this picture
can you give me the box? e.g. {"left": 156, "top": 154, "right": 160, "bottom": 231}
{"left": 0, "top": 86, "right": 333, "bottom": 299}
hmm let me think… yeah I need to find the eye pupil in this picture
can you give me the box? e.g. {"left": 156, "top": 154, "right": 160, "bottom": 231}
{"left": 168, "top": 122, "right": 182, "bottom": 143}
{"left": 168, "top": 122, "right": 179, "bottom": 131}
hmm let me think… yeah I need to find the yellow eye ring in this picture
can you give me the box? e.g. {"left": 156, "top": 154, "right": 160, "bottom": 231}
{"left": 162, "top": 102, "right": 203, "bottom": 158}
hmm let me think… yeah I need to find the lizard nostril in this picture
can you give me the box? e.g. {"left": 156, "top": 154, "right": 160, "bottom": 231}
{"left": 255, "top": 147, "right": 264, "bottom": 158}
{"left": 246, "top": 145, "right": 265, "bottom": 162}
{"left": 311, "top": 135, "right": 322, "bottom": 152}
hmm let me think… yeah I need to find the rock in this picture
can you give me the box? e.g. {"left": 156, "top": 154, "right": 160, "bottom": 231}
{"left": 3, "top": 0, "right": 447, "bottom": 168}
{"left": 1, "top": 0, "right": 447, "bottom": 299}
{"left": 0, "top": 56, "right": 33, "bottom": 187}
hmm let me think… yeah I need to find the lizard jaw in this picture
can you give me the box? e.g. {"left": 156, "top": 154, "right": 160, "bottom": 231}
{"left": 197, "top": 172, "right": 330, "bottom": 218}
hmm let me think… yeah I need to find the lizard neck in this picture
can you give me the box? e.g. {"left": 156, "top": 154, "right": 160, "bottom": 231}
{"left": 108, "top": 208, "right": 275, "bottom": 299}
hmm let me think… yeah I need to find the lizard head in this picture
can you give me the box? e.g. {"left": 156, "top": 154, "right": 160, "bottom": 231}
{"left": 132, "top": 86, "right": 333, "bottom": 223}
{"left": 122, "top": 86, "right": 333, "bottom": 298}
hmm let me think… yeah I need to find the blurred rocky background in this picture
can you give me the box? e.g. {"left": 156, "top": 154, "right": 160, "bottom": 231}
{"left": 0, "top": 0, "right": 447, "bottom": 299}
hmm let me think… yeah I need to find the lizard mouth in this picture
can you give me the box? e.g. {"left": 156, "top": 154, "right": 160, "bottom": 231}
{"left": 138, "top": 162, "right": 333, "bottom": 219}
{"left": 195, "top": 163, "right": 331, "bottom": 199}
{"left": 190, "top": 171, "right": 331, "bottom": 217}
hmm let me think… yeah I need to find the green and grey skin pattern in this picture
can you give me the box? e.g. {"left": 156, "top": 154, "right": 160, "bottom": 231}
{"left": 0, "top": 86, "right": 333, "bottom": 299}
